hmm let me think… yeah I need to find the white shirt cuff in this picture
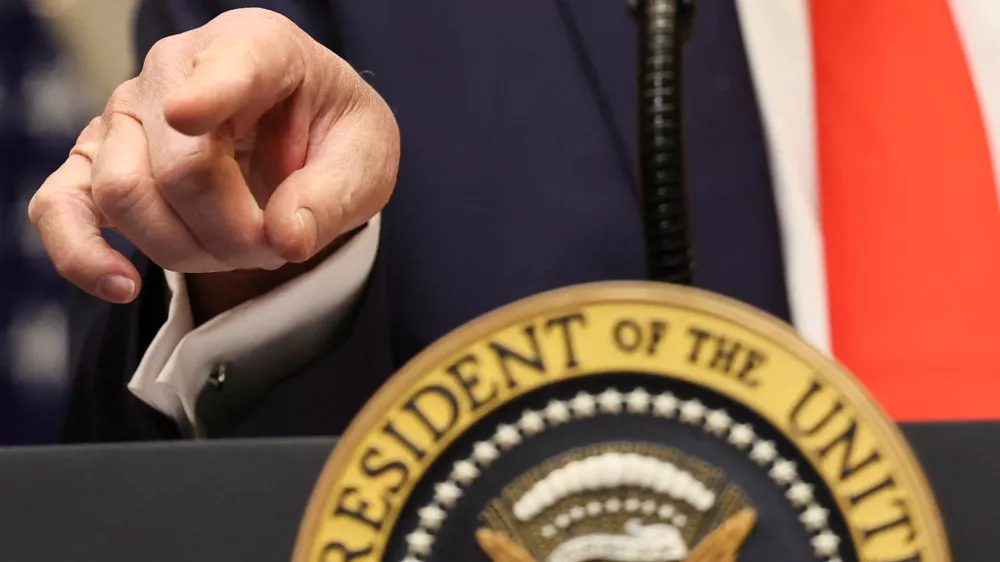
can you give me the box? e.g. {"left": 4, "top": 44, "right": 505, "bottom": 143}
{"left": 127, "top": 214, "right": 381, "bottom": 428}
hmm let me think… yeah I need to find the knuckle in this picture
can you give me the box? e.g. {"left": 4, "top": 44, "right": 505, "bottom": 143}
{"left": 216, "top": 7, "right": 298, "bottom": 33}
{"left": 104, "top": 81, "right": 139, "bottom": 120}
{"left": 209, "top": 8, "right": 306, "bottom": 56}
{"left": 28, "top": 170, "right": 69, "bottom": 226}
{"left": 91, "top": 168, "right": 147, "bottom": 213}
{"left": 83, "top": 116, "right": 103, "bottom": 134}
{"left": 223, "top": 8, "right": 309, "bottom": 70}
{"left": 137, "top": 33, "right": 194, "bottom": 99}
{"left": 142, "top": 34, "right": 185, "bottom": 71}
{"left": 73, "top": 117, "right": 104, "bottom": 149}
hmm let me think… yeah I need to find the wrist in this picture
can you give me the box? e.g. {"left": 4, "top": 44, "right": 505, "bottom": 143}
{"left": 185, "top": 223, "right": 368, "bottom": 325}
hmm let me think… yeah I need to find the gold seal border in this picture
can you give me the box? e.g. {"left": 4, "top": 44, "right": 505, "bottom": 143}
{"left": 290, "top": 281, "right": 950, "bottom": 561}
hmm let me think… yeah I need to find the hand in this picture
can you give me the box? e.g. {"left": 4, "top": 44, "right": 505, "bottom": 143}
{"left": 28, "top": 8, "right": 400, "bottom": 307}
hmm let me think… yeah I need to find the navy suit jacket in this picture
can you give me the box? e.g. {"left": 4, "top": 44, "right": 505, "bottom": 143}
{"left": 62, "top": 0, "right": 790, "bottom": 441}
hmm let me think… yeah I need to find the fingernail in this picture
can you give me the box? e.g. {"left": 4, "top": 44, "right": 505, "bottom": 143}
{"left": 296, "top": 208, "right": 318, "bottom": 255}
{"left": 97, "top": 275, "right": 136, "bottom": 303}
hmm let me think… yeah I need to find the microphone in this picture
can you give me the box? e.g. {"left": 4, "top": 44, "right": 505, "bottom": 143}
{"left": 632, "top": 0, "right": 697, "bottom": 285}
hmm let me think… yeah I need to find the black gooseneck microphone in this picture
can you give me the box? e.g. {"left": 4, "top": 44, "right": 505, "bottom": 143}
{"left": 632, "top": 0, "right": 697, "bottom": 285}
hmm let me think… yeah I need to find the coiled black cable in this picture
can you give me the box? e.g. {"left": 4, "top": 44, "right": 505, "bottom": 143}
{"left": 633, "top": 0, "right": 696, "bottom": 285}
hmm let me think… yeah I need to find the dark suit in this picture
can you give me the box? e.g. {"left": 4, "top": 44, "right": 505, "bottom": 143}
{"left": 63, "top": 0, "right": 789, "bottom": 441}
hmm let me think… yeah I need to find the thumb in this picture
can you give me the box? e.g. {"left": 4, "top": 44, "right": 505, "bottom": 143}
{"left": 263, "top": 106, "right": 399, "bottom": 263}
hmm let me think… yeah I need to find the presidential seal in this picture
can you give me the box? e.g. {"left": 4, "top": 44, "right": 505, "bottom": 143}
{"left": 292, "top": 282, "right": 950, "bottom": 562}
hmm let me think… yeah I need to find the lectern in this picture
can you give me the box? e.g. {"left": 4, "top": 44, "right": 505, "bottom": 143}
{"left": 0, "top": 426, "right": 993, "bottom": 561}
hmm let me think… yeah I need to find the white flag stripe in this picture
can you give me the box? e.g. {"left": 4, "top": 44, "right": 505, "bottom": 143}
{"left": 948, "top": 0, "right": 1000, "bottom": 209}
{"left": 735, "top": 0, "right": 831, "bottom": 354}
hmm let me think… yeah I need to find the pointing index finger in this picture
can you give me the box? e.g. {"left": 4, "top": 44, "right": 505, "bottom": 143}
{"left": 162, "top": 11, "right": 309, "bottom": 138}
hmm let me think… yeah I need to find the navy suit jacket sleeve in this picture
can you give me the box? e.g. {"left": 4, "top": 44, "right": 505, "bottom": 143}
{"left": 62, "top": 0, "right": 394, "bottom": 442}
